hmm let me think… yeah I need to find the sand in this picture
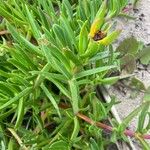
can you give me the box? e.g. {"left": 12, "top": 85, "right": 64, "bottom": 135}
{"left": 109, "top": 0, "right": 150, "bottom": 149}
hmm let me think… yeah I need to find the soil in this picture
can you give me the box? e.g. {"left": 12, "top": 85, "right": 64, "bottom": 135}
{"left": 117, "top": 0, "right": 150, "bottom": 45}
{"left": 108, "top": 0, "right": 150, "bottom": 149}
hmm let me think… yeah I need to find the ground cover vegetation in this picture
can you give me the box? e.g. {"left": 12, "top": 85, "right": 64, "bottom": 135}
{"left": 0, "top": 0, "right": 150, "bottom": 149}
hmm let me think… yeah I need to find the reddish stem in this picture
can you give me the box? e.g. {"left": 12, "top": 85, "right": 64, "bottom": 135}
{"left": 59, "top": 102, "right": 150, "bottom": 140}
{"left": 77, "top": 113, "right": 150, "bottom": 140}
{"left": 122, "top": 7, "right": 133, "bottom": 13}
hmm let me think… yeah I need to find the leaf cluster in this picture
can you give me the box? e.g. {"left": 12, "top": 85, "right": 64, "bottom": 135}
{"left": 0, "top": 0, "right": 150, "bottom": 149}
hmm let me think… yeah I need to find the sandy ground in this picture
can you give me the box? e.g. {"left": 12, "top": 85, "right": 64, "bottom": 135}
{"left": 118, "top": 0, "right": 150, "bottom": 45}
{"left": 109, "top": 0, "right": 150, "bottom": 149}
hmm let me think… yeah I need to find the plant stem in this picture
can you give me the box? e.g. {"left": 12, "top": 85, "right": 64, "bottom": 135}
{"left": 77, "top": 112, "right": 150, "bottom": 140}
{"left": 59, "top": 102, "right": 150, "bottom": 140}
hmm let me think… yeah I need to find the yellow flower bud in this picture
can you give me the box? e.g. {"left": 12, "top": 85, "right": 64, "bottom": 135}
{"left": 89, "top": 0, "right": 107, "bottom": 38}
{"left": 89, "top": 19, "right": 104, "bottom": 38}
{"left": 98, "top": 29, "right": 121, "bottom": 46}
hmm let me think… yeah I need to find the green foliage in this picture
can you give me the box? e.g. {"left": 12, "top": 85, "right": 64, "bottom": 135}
{"left": 143, "top": 86, "right": 150, "bottom": 102}
{"left": 121, "top": 54, "right": 136, "bottom": 74}
{"left": 117, "top": 37, "right": 139, "bottom": 56}
{"left": 0, "top": 0, "right": 150, "bottom": 149}
{"left": 138, "top": 46, "right": 150, "bottom": 65}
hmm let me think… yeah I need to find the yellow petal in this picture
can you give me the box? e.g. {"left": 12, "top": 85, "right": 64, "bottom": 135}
{"left": 98, "top": 30, "right": 121, "bottom": 46}
{"left": 89, "top": 18, "right": 104, "bottom": 38}
{"left": 89, "top": 0, "right": 107, "bottom": 38}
